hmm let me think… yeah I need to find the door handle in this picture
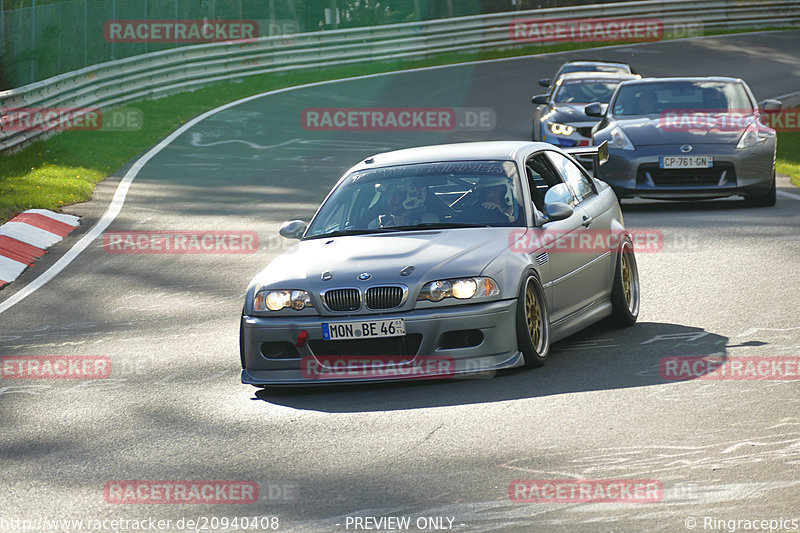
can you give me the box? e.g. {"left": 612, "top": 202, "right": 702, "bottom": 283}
{"left": 581, "top": 215, "right": 593, "bottom": 227}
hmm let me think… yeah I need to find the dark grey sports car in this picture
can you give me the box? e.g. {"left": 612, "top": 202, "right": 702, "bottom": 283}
{"left": 239, "top": 141, "right": 639, "bottom": 386}
{"left": 588, "top": 76, "right": 781, "bottom": 205}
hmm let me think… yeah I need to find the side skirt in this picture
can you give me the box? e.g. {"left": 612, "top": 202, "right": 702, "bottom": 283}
{"left": 549, "top": 299, "right": 613, "bottom": 344}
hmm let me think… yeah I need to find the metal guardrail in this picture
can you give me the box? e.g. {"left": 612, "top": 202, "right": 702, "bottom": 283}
{"left": 1, "top": 0, "right": 799, "bottom": 152}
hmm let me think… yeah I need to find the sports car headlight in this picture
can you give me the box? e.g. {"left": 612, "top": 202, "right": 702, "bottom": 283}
{"left": 549, "top": 123, "right": 575, "bottom": 136}
{"left": 418, "top": 277, "right": 499, "bottom": 302}
{"left": 254, "top": 290, "right": 313, "bottom": 311}
{"left": 736, "top": 121, "right": 768, "bottom": 149}
{"left": 609, "top": 126, "right": 635, "bottom": 150}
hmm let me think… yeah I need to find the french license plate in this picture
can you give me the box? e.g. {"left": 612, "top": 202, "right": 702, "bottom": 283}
{"left": 659, "top": 156, "right": 713, "bottom": 169}
{"left": 322, "top": 319, "right": 405, "bottom": 341}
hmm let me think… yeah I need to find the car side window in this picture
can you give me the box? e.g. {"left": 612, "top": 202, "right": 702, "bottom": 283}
{"left": 525, "top": 153, "right": 577, "bottom": 214}
{"left": 545, "top": 151, "right": 596, "bottom": 204}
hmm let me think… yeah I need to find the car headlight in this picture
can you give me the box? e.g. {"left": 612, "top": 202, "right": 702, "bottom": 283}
{"left": 418, "top": 277, "right": 499, "bottom": 302}
{"left": 609, "top": 126, "right": 635, "bottom": 150}
{"left": 549, "top": 123, "right": 575, "bottom": 136}
{"left": 736, "top": 120, "right": 768, "bottom": 149}
{"left": 254, "top": 290, "right": 313, "bottom": 311}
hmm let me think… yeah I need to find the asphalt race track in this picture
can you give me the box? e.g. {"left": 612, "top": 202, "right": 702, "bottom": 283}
{"left": 2, "top": 31, "right": 800, "bottom": 532}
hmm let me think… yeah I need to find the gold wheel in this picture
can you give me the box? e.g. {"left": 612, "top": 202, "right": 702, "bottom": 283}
{"left": 622, "top": 251, "right": 632, "bottom": 306}
{"left": 526, "top": 282, "right": 542, "bottom": 351}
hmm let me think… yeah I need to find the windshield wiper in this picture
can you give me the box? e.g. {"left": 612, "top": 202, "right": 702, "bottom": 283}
{"left": 305, "top": 223, "right": 493, "bottom": 240}
{"left": 303, "top": 228, "right": 402, "bottom": 239}
{"left": 388, "top": 222, "right": 493, "bottom": 230}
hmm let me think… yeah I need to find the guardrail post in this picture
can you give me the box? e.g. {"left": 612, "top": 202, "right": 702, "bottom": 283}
{"left": 0, "top": 1, "right": 5, "bottom": 63}
{"left": 30, "top": 0, "right": 36, "bottom": 84}
{"left": 143, "top": 0, "right": 148, "bottom": 54}
{"left": 111, "top": 0, "right": 116, "bottom": 59}
{"left": 83, "top": 0, "right": 87, "bottom": 68}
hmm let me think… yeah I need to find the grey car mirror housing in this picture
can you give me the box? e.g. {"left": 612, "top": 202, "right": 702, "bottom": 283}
{"left": 543, "top": 202, "right": 573, "bottom": 222}
{"left": 584, "top": 102, "right": 606, "bottom": 117}
{"left": 532, "top": 94, "right": 550, "bottom": 105}
{"left": 279, "top": 220, "right": 307, "bottom": 239}
{"left": 759, "top": 99, "right": 782, "bottom": 112}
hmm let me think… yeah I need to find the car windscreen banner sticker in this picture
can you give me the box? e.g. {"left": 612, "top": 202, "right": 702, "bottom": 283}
{"left": 351, "top": 161, "right": 509, "bottom": 184}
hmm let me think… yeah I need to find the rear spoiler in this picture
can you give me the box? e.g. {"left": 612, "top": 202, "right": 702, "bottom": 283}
{"left": 564, "top": 140, "right": 609, "bottom": 178}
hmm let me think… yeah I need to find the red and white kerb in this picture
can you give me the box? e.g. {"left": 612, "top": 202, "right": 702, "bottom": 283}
{"left": 0, "top": 209, "right": 80, "bottom": 288}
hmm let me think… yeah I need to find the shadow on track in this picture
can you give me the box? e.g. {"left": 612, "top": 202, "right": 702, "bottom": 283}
{"left": 252, "top": 321, "right": 741, "bottom": 412}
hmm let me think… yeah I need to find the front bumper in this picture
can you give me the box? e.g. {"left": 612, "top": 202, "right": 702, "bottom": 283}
{"left": 240, "top": 299, "right": 522, "bottom": 385}
{"left": 598, "top": 143, "right": 775, "bottom": 199}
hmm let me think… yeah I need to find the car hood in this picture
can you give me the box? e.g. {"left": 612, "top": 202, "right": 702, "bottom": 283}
{"left": 613, "top": 115, "right": 754, "bottom": 146}
{"left": 254, "top": 228, "right": 519, "bottom": 289}
{"left": 546, "top": 103, "right": 594, "bottom": 123}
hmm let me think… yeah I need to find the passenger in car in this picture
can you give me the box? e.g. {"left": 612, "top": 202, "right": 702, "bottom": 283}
{"left": 371, "top": 185, "right": 439, "bottom": 228}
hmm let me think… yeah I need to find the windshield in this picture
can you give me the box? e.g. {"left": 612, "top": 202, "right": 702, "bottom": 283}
{"left": 554, "top": 78, "right": 624, "bottom": 104}
{"left": 557, "top": 64, "right": 630, "bottom": 76}
{"left": 611, "top": 81, "right": 754, "bottom": 116}
{"left": 304, "top": 160, "right": 526, "bottom": 238}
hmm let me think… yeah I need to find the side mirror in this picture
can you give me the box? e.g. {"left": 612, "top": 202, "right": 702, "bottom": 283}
{"left": 543, "top": 183, "right": 575, "bottom": 213}
{"left": 279, "top": 220, "right": 307, "bottom": 239}
{"left": 543, "top": 202, "right": 574, "bottom": 222}
{"left": 759, "top": 99, "right": 782, "bottom": 112}
{"left": 585, "top": 102, "right": 605, "bottom": 117}
{"left": 531, "top": 94, "right": 549, "bottom": 105}
{"left": 539, "top": 78, "right": 552, "bottom": 88}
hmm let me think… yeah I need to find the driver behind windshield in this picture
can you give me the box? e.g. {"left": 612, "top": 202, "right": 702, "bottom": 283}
{"left": 480, "top": 179, "right": 518, "bottom": 223}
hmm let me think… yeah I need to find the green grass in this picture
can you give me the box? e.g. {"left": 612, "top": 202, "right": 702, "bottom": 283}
{"left": 776, "top": 132, "right": 800, "bottom": 187}
{"left": 2, "top": 26, "right": 799, "bottom": 222}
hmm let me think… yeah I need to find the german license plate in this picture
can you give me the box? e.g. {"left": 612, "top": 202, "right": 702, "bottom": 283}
{"left": 322, "top": 319, "right": 405, "bottom": 340}
{"left": 659, "top": 156, "right": 713, "bottom": 169}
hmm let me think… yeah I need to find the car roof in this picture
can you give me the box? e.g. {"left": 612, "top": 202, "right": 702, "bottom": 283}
{"left": 618, "top": 76, "right": 744, "bottom": 86}
{"left": 562, "top": 60, "right": 630, "bottom": 67}
{"left": 348, "top": 141, "right": 556, "bottom": 171}
{"left": 557, "top": 72, "right": 640, "bottom": 81}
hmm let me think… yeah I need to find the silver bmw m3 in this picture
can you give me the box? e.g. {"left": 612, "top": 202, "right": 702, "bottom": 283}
{"left": 239, "top": 141, "right": 639, "bottom": 386}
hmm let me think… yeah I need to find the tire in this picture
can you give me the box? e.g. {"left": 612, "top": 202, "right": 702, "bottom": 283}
{"left": 609, "top": 238, "right": 640, "bottom": 327}
{"left": 516, "top": 273, "right": 550, "bottom": 368}
{"left": 748, "top": 172, "right": 776, "bottom": 207}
